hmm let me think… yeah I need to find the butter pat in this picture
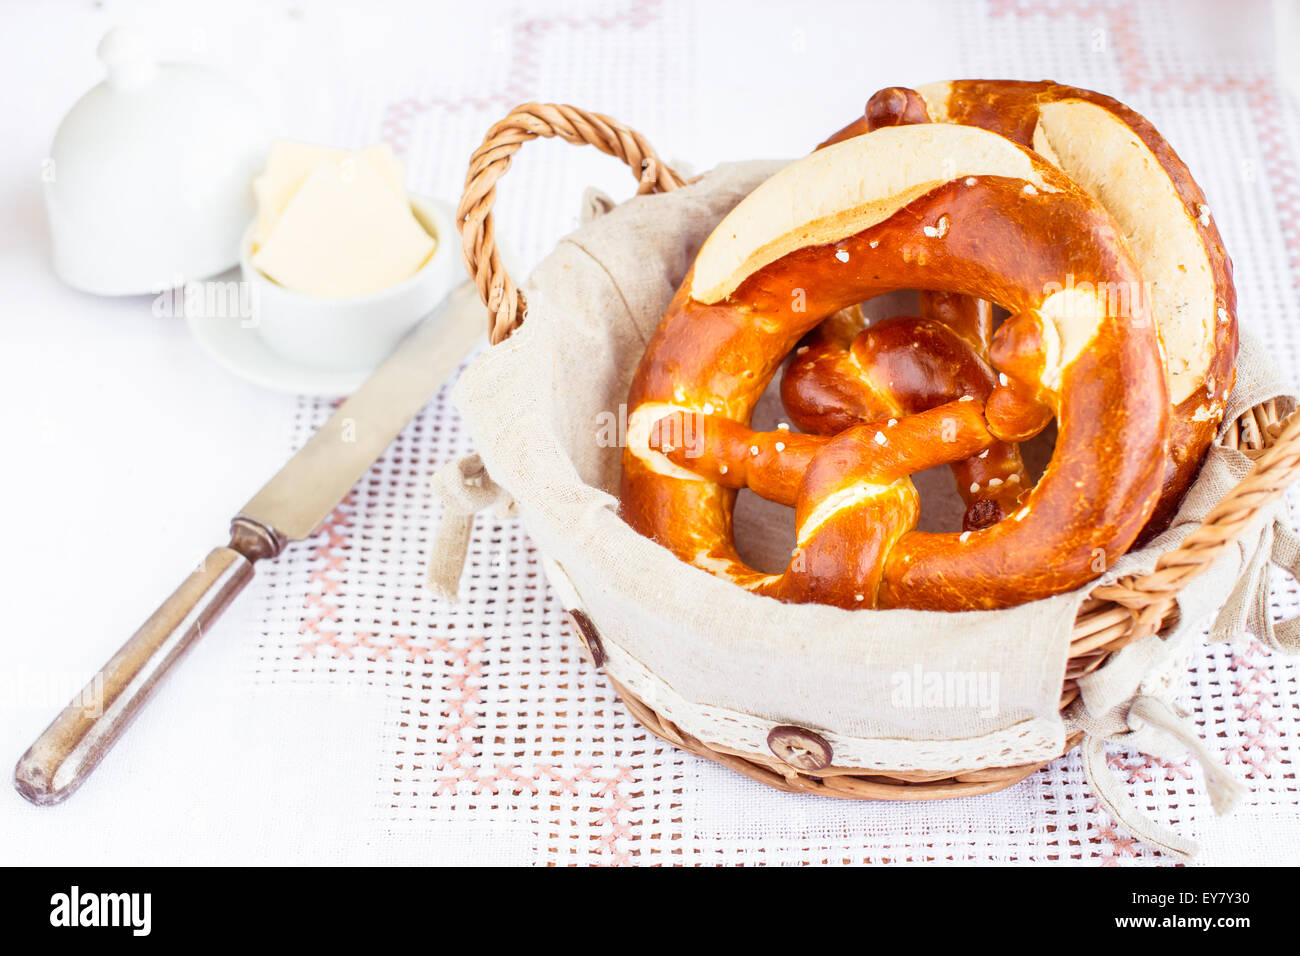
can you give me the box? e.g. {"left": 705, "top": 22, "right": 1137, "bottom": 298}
{"left": 250, "top": 140, "right": 435, "bottom": 298}
{"left": 251, "top": 141, "right": 406, "bottom": 245}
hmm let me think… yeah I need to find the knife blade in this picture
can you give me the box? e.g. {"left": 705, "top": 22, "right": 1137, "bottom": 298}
{"left": 14, "top": 280, "right": 485, "bottom": 806}
{"left": 238, "top": 279, "right": 483, "bottom": 543}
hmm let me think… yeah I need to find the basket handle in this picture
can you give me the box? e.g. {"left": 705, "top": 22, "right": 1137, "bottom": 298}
{"left": 457, "top": 102, "right": 686, "bottom": 345}
{"left": 1093, "top": 403, "right": 1300, "bottom": 637}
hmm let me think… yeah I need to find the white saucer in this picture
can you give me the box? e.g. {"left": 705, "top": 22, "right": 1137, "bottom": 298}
{"left": 185, "top": 293, "right": 371, "bottom": 397}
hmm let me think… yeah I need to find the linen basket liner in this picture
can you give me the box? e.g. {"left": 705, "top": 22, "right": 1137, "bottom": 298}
{"left": 431, "top": 161, "right": 1300, "bottom": 859}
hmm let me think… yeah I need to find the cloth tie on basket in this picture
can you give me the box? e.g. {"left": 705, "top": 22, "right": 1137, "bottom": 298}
{"left": 1062, "top": 407, "right": 1300, "bottom": 860}
{"left": 427, "top": 453, "right": 515, "bottom": 601}
{"left": 1066, "top": 695, "right": 1245, "bottom": 861}
{"left": 1210, "top": 515, "right": 1300, "bottom": 653}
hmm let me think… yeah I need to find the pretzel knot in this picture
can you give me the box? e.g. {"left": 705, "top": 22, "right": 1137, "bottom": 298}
{"left": 620, "top": 82, "right": 1237, "bottom": 611}
{"left": 648, "top": 398, "right": 1001, "bottom": 607}
{"left": 781, "top": 306, "right": 1032, "bottom": 531}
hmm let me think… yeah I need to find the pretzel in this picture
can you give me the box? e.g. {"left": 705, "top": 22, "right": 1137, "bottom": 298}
{"left": 786, "top": 85, "right": 1031, "bottom": 530}
{"left": 620, "top": 121, "right": 1170, "bottom": 610}
{"left": 781, "top": 309, "right": 1029, "bottom": 529}
{"left": 826, "top": 81, "right": 1239, "bottom": 535}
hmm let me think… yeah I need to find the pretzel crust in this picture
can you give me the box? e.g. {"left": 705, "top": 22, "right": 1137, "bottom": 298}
{"left": 620, "top": 124, "right": 1170, "bottom": 610}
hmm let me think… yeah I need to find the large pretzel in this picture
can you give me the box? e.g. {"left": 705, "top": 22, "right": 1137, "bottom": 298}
{"left": 825, "top": 81, "right": 1239, "bottom": 535}
{"left": 620, "top": 121, "right": 1170, "bottom": 610}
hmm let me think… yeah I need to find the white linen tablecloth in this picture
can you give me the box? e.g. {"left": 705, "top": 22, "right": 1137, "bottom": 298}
{"left": 1, "top": 0, "right": 1298, "bottom": 865}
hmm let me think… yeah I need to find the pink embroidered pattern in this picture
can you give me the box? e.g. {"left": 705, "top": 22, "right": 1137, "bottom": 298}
{"left": 413, "top": 628, "right": 637, "bottom": 864}
{"left": 1251, "top": 82, "right": 1300, "bottom": 302}
{"left": 1089, "top": 753, "right": 1196, "bottom": 867}
{"left": 1227, "top": 640, "right": 1282, "bottom": 777}
{"left": 378, "top": 0, "right": 662, "bottom": 156}
{"left": 296, "top": 493, "right": 354, "bottom": 659}
{"left": 993, "top": 0, "right": 1287, "bottom": 864}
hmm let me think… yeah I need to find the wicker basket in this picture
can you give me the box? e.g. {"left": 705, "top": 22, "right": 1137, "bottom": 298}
{"left": 454, "top": 102, "right": 1300, "bottom": 801}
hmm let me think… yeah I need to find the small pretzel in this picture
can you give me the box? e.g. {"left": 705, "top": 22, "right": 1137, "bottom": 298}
{"left": 621, "top": 120, "right": 1170, "bottom": 610}
{"left": 791, "top": 86, "right": 1031, "bottom": 530}
{"left": 782, "top": 309, "right": 1030, "bottom": 530}
{"left": 826, "top": 81, "right": 1239, "bottom": 535}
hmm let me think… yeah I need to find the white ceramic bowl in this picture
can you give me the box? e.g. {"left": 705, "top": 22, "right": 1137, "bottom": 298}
{"left": 240, "top": 195, "right": 461, "bottom": 372}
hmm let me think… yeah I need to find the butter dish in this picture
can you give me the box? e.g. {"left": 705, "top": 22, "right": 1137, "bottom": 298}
{"left": 45, "top": 27, "right": 270, "bottom": 295}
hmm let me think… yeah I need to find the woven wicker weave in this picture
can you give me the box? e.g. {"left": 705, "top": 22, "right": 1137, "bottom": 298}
{"left": 457, "top": 102, "right": 1300, "bottom": 800}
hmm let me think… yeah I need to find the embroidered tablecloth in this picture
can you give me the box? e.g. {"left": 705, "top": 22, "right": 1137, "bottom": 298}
{"left": 2, "top": 0, "right": 1297, "bottom": 865}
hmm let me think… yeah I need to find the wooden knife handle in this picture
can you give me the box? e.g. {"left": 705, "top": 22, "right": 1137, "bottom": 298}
{"left": 13, "top": 545, "right": 255, "bottom": 805}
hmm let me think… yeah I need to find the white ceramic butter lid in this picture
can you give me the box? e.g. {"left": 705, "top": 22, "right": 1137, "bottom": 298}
{"left": 45, "top": 28, "right": 271, "bottom": 296}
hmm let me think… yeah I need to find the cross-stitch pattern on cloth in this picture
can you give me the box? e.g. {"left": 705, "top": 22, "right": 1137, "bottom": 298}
{"left": 247, "top": 0, "right": 1300, "bottom": 864}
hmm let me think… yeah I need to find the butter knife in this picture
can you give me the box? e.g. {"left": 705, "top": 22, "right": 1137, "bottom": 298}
{"left": 14, "top": 280, "right": 484, "bottom": 806}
